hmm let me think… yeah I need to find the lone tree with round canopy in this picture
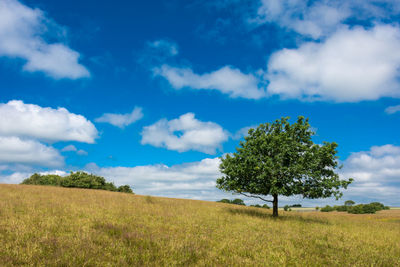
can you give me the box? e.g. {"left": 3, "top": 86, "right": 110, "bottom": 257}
{"left": 216, "top": 116, "right": 353, "bottom": 217}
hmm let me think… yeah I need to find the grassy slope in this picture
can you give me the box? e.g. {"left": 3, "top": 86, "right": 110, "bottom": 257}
{"left": 1, "top": 184, "right": 399, "bottom": 266}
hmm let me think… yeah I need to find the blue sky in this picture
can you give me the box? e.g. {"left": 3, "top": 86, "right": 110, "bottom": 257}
{"left": 1, "top": 0, "right": 400, "bottom": 206}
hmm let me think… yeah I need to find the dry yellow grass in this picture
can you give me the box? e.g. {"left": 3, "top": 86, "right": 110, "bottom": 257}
{"left": 1, "top": 184, "right": 399, "bottom": 266}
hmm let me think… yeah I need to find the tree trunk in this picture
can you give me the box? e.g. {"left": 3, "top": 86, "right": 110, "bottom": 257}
{"left": 272, "top": 194, "right": 278, "bottom": 217}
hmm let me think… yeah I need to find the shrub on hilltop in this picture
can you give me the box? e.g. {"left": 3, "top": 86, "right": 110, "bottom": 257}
{"left": 319, "top": 202, "right": 389, "bottom": 214}
{"left": 320, "top": 205, "right": 335, "bottom": 212}
{"left": 117, "top": 185, "right": 134, "bottom": 193}
{"left": 217, "top": 198, "right": 246, "bottom": 206}
{"left": 250, "top": 204, "right": 270, "bottom": 209}
{"left": 21, "top": 172, "right": 134, "bottom": 194}
{"left": 21, "top": 173, "right": 63, "bottom": 186}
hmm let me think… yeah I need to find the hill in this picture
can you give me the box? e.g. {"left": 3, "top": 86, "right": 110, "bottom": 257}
{"left": 0, "top": 184, "right": 399, "bottom": 266}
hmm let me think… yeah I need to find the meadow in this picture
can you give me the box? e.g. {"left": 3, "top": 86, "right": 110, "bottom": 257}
{"left": 0, "top": 184, "right": 399, "bottom": 266}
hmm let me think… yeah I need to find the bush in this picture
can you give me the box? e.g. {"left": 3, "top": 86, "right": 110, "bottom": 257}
{"left": 21, "top": 173, "right": 63, "bottom": 186}
{"left": 262, "top": 204, "right": 270, "bottom": 209}
{"left": 344, "top": 200, "right": 356, "bottom": 206}
{"left": 318, "top": 202, "right": 388, "bottom": 214}
{"left": 335, "top": 205, "right": 348, "bottom": 212}
{"left": 250, "top": 204, "right": 270, "bottom": 209}
{"left": 347, "top": 202, "right": 389, "bottom": 214}
{"left": 61, "top": 172, "right": 114, "bottom": 190}
{"left": 315, "top": 206, "right": 319, "bottom": 211}
{"left": 117, "top": 185, "right": 133, "bottom": 193}
{"left": 348, "top": 204, "right": 373, "bottom": 214}
{"left": 369, "top": 202, "right": 385, "bottom": 211}
{"left": 21, "top": 172, "right": 134, "bottom": 194}
{"left": 283, "top": 205, "right": 290, "bottom": 211}
{"left": 231, "top": 199, "right": 246, "bottom": 205}
{"left": 320, "top": 205, "right": 335, "bottom": 212}
{"left": 217, "top": 199, "right": 246, "bottom": 205}
{"left": 290, "top": 204, "right": 302, "bottom": 207}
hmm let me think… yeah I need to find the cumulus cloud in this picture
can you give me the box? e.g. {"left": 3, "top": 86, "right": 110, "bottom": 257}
{"left": 154, "top": 64, "right": 266, "bottom": 99}
{"left": 153, "top": 24, "right": 400, "bottom": 103}
{"left": 61, "top": 144, "right": 77, "bottom": 152}
{"left": 253, "top": 0, "right": 347, "bottom": 38}
{"left": 85, "top": 157, "right": 223, "bottom": 199}
{"left": 95, "top": 107, "right": 143, "bottom": 128}
{"left": 141, "top": 113, "right": 229, "bottom": 154}
{"left": 232, "top": 125, "right": 257, "bottom": 140}
{"left": 147, "top": 39, "right": 178, "bottom": 57}
{"left": 266, "top": 25, "right": 400, "bottom": 102}
{"left": 76, "top": 149, "right": 88, "bottom": 156}
{"left": 0, "top": 100, "right": 98, "bottom": 143}
{"left": 0, "top": 0, "right": 89, "bottom": 79}
{"left": 253, "top": 0, "right": 400, "bottom": 39}
{"left": 340, "top": 144, "right": 400, "bottom": 205}
{"left": 0, "top": 136, "right": 63, "bottom": 167}
{"left": 61, "top": 145, "right": 87, "bottom": 156}
{"left": 0, "top": 169, "right": 67, "bottom": 184}
{"left": 385, "top": 105, "right": 400, "bottom": 114}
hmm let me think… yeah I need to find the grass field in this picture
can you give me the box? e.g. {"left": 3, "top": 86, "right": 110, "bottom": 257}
{"left": 1, "top": 184, "right": 399, "bottom": 266}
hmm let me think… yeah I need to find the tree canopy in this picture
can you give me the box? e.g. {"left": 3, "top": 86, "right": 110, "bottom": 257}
{"left": 344, "top": 200, "right": 356, "bottom": 206}
{"left": 216, "top": 116, "right": 353, "bottom": 217}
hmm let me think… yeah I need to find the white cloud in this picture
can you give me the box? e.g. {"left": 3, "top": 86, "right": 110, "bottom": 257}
{"left": 232, "top": 125, "right": 257, "bottom": 140}
{"left": 385, "top": 105, "right": 400, "bottom": 114}
{"left": 253, "top": 0, "right": 347, "bottom": 39}
{"left": 61, "top": 144, "right": 77, "bottom": 152}
{"left": 76, "top": 149, "right": 88, "bottom": 156}
{"left": 61, "top": 145, "right": 87, "bottom": 156}
{"left": 95, "top": 107, "right": 143, "bottom": 128}
{"left": 0, "top": 100, "right": 98, "bottom": 143}
{"left": 253, "top": 0, "right": 400, "bottom": 39}
{"left": 340, "top": 144, "right": 400, "bottom": 205}
{"left": 141, "top": 113, "right": 229, "bottom": 154}
{"left": 147, "top": 39, "right": 178, "bottom": 57}
{"left": 154, "top": 64, "right": 266, "bottom": 99}
{"left": 0, "top": 136, "right": 63, "bottom": 167}
{"left": 0, "top": 169, "right": 67, "bottom": 184}
{"left": 266, "top": 25, "right": 400, "bottom": 102}
{"left": 85, "top": 157, "right": 223, "bottom": 198}
{"left": 0, "top": 0, "right": 89, "bottom": 79}
{"left": 0, "top": 171, "right": 31, "bottom": 184}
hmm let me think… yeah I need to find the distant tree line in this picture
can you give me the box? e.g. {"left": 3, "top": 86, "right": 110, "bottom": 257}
{"left": 217, "top": 198, "right": 246, "bottom": 205}
{"left": 319, "top": 201, "right": 389, "bottom": 214}
{"left": 217, "top": 199, "right": 270, "bottom": 209}
{"left": 21, "top": 171, "right": 133, "bottom": 194}
{"left": 283, "top": 204, "right": 302, "bottom": 211}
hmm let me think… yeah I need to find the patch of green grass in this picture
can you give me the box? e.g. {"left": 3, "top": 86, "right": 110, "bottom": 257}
{"left": 0, "top": 184, "right": 399, "bottom": 266}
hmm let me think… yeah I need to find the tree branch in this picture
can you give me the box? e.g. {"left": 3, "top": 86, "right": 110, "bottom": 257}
{"left": 238, "top": 192, "right": 273, "bottom": 202}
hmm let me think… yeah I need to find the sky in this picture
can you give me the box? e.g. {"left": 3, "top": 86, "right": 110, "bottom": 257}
{"left": 1, "top": 0, "right": 400, "bottom": 206}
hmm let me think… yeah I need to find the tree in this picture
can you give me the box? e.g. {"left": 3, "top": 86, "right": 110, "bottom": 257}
{"left": 61, "top": 171, "right": 116, "bottom": 190}
{"left": 344, "top": 200, "right": 355, "bottom": 206}
{"left": 117, "top": 185, "right": 134, "bottom": 194}
{"left": 21, "top": 173, "right": 63, "bottom": 186}
{"left": 216, "top": 116, "right": 353, "bottom": 217}
{"left": 283, "top": 205, "right": 290, "bottom": 211}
